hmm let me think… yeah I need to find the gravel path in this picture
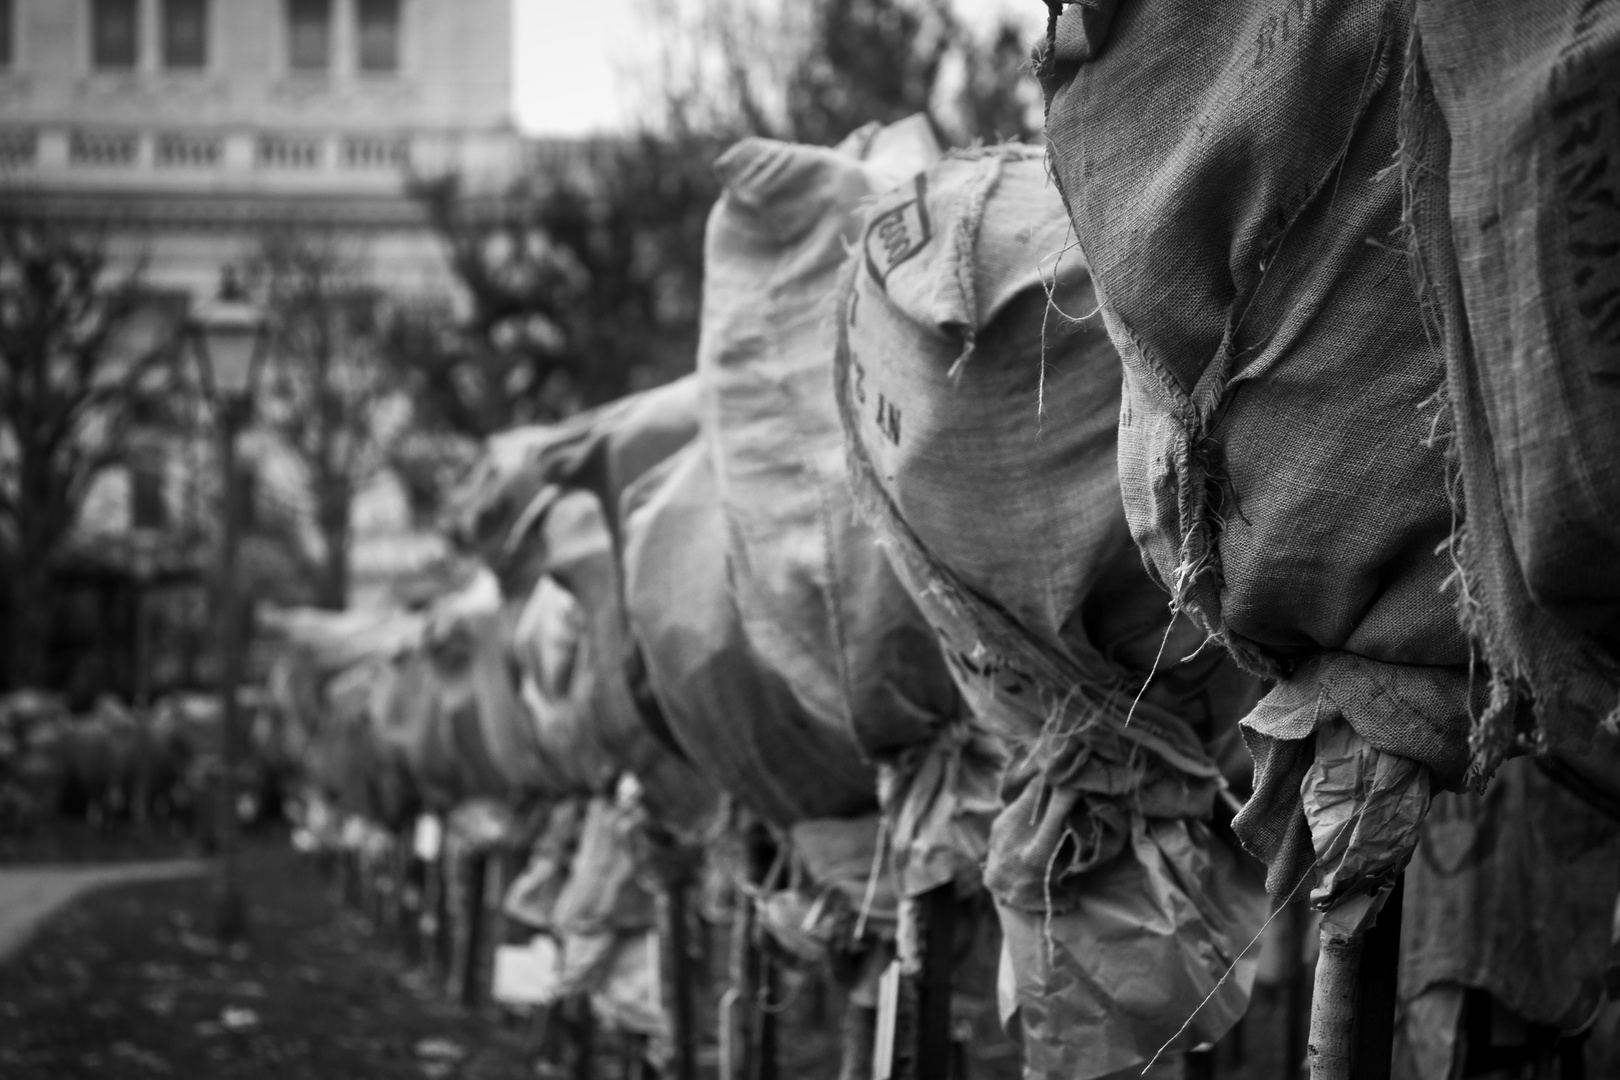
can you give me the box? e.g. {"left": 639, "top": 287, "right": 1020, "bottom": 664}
{"left": 0, "top": 859, "right": 210, "bottom": 963}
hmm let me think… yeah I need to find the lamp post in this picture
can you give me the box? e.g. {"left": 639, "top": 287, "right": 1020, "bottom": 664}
{"left": 188, "top": 268, "right": 269, "bottom": 943}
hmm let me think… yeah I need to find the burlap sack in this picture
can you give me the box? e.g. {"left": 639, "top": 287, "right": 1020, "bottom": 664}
{"left": 509, "top": 574, "right": 615, "bottom": 796}
{"left": 449, "top": 376, "right": 700, "bottom": 595}
{"left": 505, "top": 797, "right": 587, "bottom": 930}
{"left": 319, "top": 656, "right": 417, "bottom": 828}
{"left": 698, "top": 123, "right": 962, "bottom": 761}
{"left": 1037, "top": 0, "right": 1476, "bottom": 903}
{"left": 419, "top": 572, "right": 543, "bottom": 800}
{"left": 451, "top": 380, "right": 715, "bottom": 829}
{"left": 621, "top": 441, "right": 878, "bottom": 827}
{"left": 528, "top": 490, "right": 716, "bottom": 828}
{"left": 835, "top": 148, "right": 1265, "bottom": 1078}
{"left": 261, "top": 606, "right": 425, "bottom": 676}
{"left": 589, "top": 932, "right": 669, "bottom": 1042}
{"left": 1393, "top": 753, "right": 1620, "bottom": 1077}
{"left": 376, "top": 647, "right": 460, "bottom": 807}
{"left": 1400, "top": 1, "right": 1620, "bottom": 773}
{"left": 550, "top": 794, "right": 657, "bottom": 937}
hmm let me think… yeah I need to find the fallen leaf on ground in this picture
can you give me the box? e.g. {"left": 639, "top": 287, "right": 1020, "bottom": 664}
{"left": 111, "top": 1041, "right": 172, "bottom": 1073}
{"left": 221, "top": 1006, "right": 260, "bottom": 1030}
{"left": 414, "top": 1037, "right": 466, "bottom": 1061}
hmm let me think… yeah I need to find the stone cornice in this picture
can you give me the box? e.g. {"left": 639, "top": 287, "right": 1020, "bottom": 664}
{"left": 0, "top": 186, "right": 433, "bottom": 231}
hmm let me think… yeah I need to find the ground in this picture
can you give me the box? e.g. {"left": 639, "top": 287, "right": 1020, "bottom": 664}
{"left": 0, "top": 846, "right": 537, "bottom": 1080}
{"left": 0, "top": 833, "right": 1289, "bottom": 1079}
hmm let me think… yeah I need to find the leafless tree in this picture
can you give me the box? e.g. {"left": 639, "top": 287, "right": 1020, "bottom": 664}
{"left": 0, "top": 217, "right": 173, "bottom": 687}
{"left": 248, "top": 229, "right": 402, "bottom": 610}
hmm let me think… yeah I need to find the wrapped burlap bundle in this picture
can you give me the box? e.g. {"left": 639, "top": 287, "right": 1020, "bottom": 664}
{"left": 318, "top": 656, "right": 419, "bottom": 828}
{"left": 448, "top": 377, "right": 700, "bottom": 587}
{"left": 418, "top": 572, "right": 547, "bottom": 801}
{"left": 621, "top": 441, "right": 877, "bottom": 827}
{"left": 1400, "top": 1, "right": 1620, "bottom": 771}
{"left": 261, "top": 606, "right": 425, "bottom": 677}
{"left": 505, "top": 796, "right": 587, "bottom": 930}
{"left": 1393, "top": 750, "right": 1620, "bottom": 1077}
{"left": 1036, "top": 0, "right": 1473, "bottom": 917}
{"left": 449, "top": 380, "right": 715, "bottom": 828}
{"left": 528, "top": 490, "right": 716, "bottom": 827}
{"left": 698, "top": 119, "right": 961, "bottom": 762}
{"left": 508, "top": 574, "right": 614, "bottom": 795}
{"left": 836, "top": 147, "right": 1266, "bottom": 1078}
{"left": 551, "top": 794, "right": 658, "bottom": 938}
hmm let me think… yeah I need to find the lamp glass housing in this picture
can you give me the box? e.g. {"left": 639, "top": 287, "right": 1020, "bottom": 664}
{"left": 190, "top": 289, "right": 267, "bottom": 405}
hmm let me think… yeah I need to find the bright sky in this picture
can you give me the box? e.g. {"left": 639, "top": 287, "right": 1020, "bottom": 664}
{"left": 511, "top": 0, "right": 1042, "bottom": 137}
{"left": 512, "top": 0, "right": 652, "bottom": 137}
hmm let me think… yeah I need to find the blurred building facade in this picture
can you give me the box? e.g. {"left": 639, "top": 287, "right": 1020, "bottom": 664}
{"left": 0, "top": 0, "right": 519, "bottom": 699}
{"left": 0, "top": 0, "right": 519, "bottom": 294}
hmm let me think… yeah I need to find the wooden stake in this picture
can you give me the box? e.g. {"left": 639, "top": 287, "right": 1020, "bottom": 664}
{"left": 665, "top": 877, "right": 699, "bottom": 1080}
{"left": 1286, "top": 901, "right": 1311, "bottom": 1079}
{"left": 1307, "top": 875, "right": 1404, "bottom": 1080}
{"left": 724, "top": 896, "right": 756, "bottom": 1080}
{"left": 753, "top": 946, "right": 779, "bottom": 1080}
{"left": 573, "top": 996, "right": 595, "bottom": 1080}
{"left": 1352, "top": 876, "right": 1403, "bottom": 1080}
{"left": 460, "top": 851, "right": 488, "bottom": 1007}
{"left": 1307, "top": 926, "right": 1362, "bottom": 1080}
{"left": 913, "top": 885, "right": 957, "bottom": 1080}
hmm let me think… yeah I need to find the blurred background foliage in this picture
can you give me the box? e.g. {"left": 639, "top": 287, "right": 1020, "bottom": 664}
{"left": 0, "top": 0, "right": 1039, "bottom": 694}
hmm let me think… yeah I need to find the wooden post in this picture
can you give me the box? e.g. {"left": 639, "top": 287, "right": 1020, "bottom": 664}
{"left": 1307, "top": 875, "right": 1404, "bottom": 1080}
{"left": 573, "top": 996, "right": 596, "bottom": 1080}
{"left": 753, "top": 945, "right": 779, "bottom": 1080}
{"left": 1183, "top": 1046, "right": 1216, "bottom": 1080}
{"left": 723, "top": 900, "right": 755, "bottom": 1080}
{"left": 1353, "top": 876, "right": 1403, "bottom": 1080}
{"left": 842, "top": 999, "right": 879, "bottom": 1080}
{"left": 665, "top": 875, "right": 699, "bottom": 1080}
{"left": 423, "top": 850, "right": 450, "bottom": 977}
{"left": 460, "top": 850, "right": 488, "bottom": 1007}
{"left": 401, "top": 853, "right": 421, "bottom": 963}
{"left": 1308, "top": 927, "right": 1361, "bottom": 1080}
{"left": 913, "top": 885, "right": 957, "bottom": 1080}
{"left": 1286, "top": 901, "right": 1311, "bottom": 1079}
{"left": 486, "top": 853, "right": 508, "bottom": 951}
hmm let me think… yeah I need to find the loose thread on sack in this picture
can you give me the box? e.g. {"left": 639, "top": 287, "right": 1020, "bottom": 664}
{"left": 854, "top": 814, "right": 891, "bottom": 941}
{"left": 1140, "top": 785, "right": 1394, "bottom": 1074}
{"left": 1035, "top": 220, "right": 1097, "bottom": 427}
{"left": 1122, "top": 606, "right": 1178, "bottom": 730}
{"left": 1138, "top": 856, "right": 1319, "bottom": 1075}
{"left": 1041, "top": 823, "right": 1066, "bottom": 970}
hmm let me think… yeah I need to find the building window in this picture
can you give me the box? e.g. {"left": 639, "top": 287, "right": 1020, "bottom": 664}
{"left": 162, "top": 0, "right": 207, "bottom": 69}
{"left": 257, "top": 133, "right": 323, "bottom": 169}
{"left": 69, "top": 130, "right": 139, "bottom": 166}
{"left": 91, "top": 0, "right": 139, "bottom": 70}
{"left": 155, "top": 132, "right": 222, "bottom": 167}
{"left": 0, "top": 130, "right": 37, "bottom": 167}
{"left": 132, "top": 461, "right": 168, "bottom": 531}
{"left": 286, "top": 0, "right": 330, "bottom": 72}
{"left": 357, "top": 0, "right": 400, "bottom": 73}
{"left": 0, "top": 0, "right": 14, "bottom": 69}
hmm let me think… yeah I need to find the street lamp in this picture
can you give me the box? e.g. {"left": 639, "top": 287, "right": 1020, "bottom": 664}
{"left": 188, "top": 268, "right": 269, "bottom": 943}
